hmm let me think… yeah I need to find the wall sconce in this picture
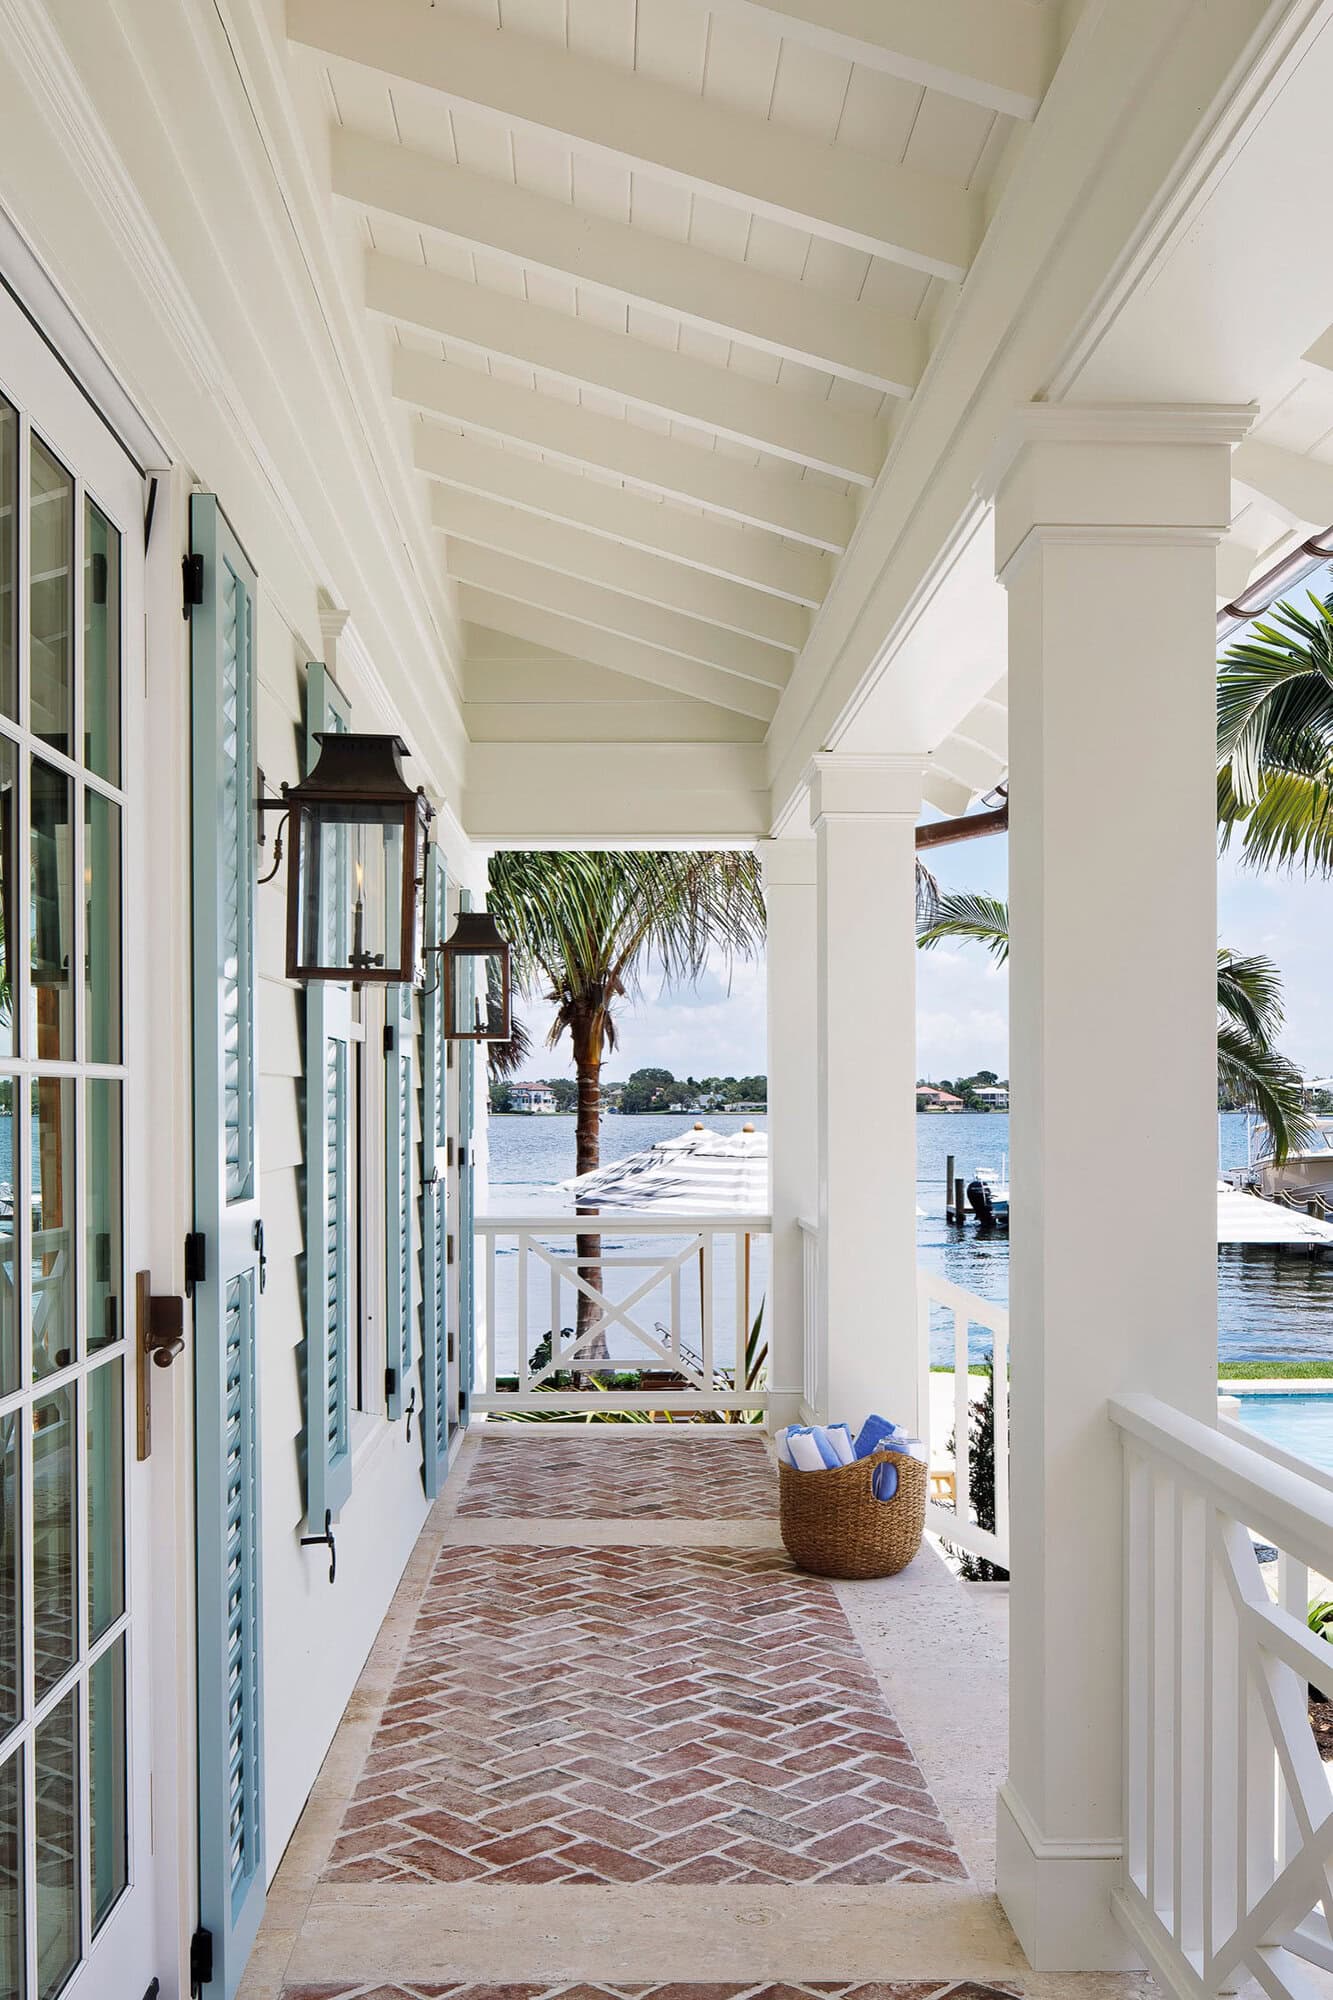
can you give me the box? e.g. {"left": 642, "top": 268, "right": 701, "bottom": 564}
{"left": 257, "top": 733, "right": 434, "bottom": 986}
{"left": 436, "top": 911, "right": 512, "bottom": 1041}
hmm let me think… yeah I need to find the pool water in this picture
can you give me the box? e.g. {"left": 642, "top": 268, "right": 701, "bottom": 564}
{"left": 1234, "top": 1394, "right": 1333, "bottom": 1476}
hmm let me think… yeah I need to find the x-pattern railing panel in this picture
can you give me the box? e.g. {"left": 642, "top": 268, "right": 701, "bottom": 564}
{"left": 1111, "top": 1394, "right": 1333, "bottom": 1999}
{"left": 475, "top": 1213, "right": 772, "bottom": 1411}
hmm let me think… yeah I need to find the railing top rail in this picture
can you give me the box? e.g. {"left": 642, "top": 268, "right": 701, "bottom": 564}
{"left": 1111, "top": 1391, "right": 1333, "bottom": 1571}
{"left": 917, "top": 1267, "right": 1010, "bottom": 1329}
{"left": 477, "top": 1211, "right": 773, "bottom": 1233}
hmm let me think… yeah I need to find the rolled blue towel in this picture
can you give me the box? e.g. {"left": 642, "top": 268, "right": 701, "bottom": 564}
{"left": 854, "top": 1413, "right": 903, "bottom": 1459}
{"left": 780, "top": 1423, "right": 857, "bottom": 1470}
{"left": 872, "top": 1460, "right": 900, "bottom": 1501}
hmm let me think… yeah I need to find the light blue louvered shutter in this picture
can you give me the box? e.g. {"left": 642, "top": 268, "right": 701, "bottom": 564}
{"left": 303, "top": 661, "right": 354, "bottom": 1525}
{"left": 188, "top": 493, "right": 266, "bottom": 1998}
{"left": 457, "top": 891, "right": 477, "bottom": 1423}
{"left": 384, "top": 976, "right": 414, "bottom": 1419}
{"left": 417, "top": 843, "right": 450, "bottom": 1495}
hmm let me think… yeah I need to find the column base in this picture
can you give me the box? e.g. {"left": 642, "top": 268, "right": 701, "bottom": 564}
{"left": 995, "top": 1782, "right": 1144, "bottom": 1971}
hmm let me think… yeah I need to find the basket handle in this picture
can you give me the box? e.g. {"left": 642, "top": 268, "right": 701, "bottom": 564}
{"left": 855, "top": 1445, "right": 912, "bottom": 1499}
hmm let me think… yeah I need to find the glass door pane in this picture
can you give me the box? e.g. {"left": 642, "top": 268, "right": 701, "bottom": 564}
{"left": 0, "top": 370, "right": 133, "bottom": 1999}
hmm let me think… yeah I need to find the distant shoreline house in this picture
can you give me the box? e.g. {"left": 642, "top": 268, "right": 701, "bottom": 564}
{"left": 511, "top": 1082, "right": 559, "bottom": 1114}
{"left": 917, "top": 1086, "right": 965, "bottom": 1112}
{"left": 973, "top": 1085, "right": 1010, "bottom": 1109}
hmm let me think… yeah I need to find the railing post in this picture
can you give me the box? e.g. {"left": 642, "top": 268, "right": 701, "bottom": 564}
{"left": 760, "top": 839, "right": 816, "bottom": 1428}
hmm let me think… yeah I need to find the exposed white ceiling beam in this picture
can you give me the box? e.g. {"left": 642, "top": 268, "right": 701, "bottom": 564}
{"left": 292, "top": 0, "right": 977, "bottom": 275}
{"left": 368, "top": 253, "right": 888, "bottom": 480}
{"left": 415, "top": 430, "right": 830, "bottom": 608}
{"left": 394, "top": 351, "right": 854, "bottom": 551}
{"left": 703, "top": 1, "right": 1050, "bottom": 121}
{"left": 458, "top": 588, "right": 779, "bottom": 722}
{"left": 1231, "top": 440, "right": 1333, "bottom": 530}
{"left": 334, "top": 134, "right": 921, "bottom": 396}
{"left": 432, "top": 487, "right": 807, "bottom": 652}
{"left": 447, "top": 543, "right": 792, "bottom": 689}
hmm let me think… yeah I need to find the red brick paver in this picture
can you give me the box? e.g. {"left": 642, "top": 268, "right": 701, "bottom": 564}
{"left": 280, "top": 1984, "right": 1022, "bottom": 1999}
{"left": 323, "top": 1546, "right": 965, "bottom": 1889}
{"left": 457, "top": 1435, "right": 778, "bottom": 1519}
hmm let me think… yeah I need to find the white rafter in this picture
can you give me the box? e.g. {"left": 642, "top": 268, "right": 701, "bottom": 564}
{"left": 394, "top": 352, "right": 854, "bottom": 551}
{"left": 291, "top": 0, "right": 977, "bottom": 275}
{"left": 1231, "top": 440, "right": 1333, "bottom": 529}
{"left": 333, "top": 134, "right": 922, "bottom": 396}
{"left": 433, "top": 488, "right": 808, "bottom": 652}
{"left": 414, "top": 430, "right": 831, "bottom": 609}
{"left": 367, "top": 253, "right": 888, "bottom": 480}
{"left": 447, "top": 544, "right": 792, "bottom": 689}
{"left": 703, "top": 0, "right": 1051, "bottom": 120}
{"left": 459, "top": 588, "right": 780, "bottom": 723}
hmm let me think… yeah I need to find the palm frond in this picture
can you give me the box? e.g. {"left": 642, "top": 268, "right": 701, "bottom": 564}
{"left": 487, "top": 1012, "right": 531, "bottom": 1081}
{"left": 1217, "top": 1025, "right": 1315, "bottom": 1162}
{"left": 917, "top": 892, "right": 1010, "bottom": 962}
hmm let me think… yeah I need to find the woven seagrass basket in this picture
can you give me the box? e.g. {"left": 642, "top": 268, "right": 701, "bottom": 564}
{"left": 778, "top": 1448, "right": 926, "bottom": 1580}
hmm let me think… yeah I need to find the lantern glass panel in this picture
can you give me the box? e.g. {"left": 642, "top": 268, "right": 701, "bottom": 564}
{"left": 449, "top": 948, "right": 509, "bottom": 1039}
{"left": 294, "top": 803, "right": 406, "bottom": 981}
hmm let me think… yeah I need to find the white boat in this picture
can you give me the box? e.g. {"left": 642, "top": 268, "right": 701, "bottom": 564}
{"left": 966, "top": 1167, "right": 1009, "bottom": 1225}
{"left": 1254, "top": 1116, "right": 1333, "bottom": 1203}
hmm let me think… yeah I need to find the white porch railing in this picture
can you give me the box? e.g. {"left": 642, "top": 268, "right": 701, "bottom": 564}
{"left": 1110, "top": 1392, "right": 1333, "bottom": 1996}
{"left": 475, "top": 1212, "right": 773, "bottom": 1412}
{"left": 918, "top": 1269, "right": 1010, "bottom": 1572}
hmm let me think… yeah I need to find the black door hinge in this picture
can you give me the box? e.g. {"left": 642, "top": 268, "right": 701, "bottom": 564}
{"left": 385, "top": 1366, "right": 397, "bottom": 1404}
{"left": 184, "top": 1231, "right": 207, "bottom": 1299}
{"left": 459, "top": 1143, "right": 468, "bottom": 1168}
{"left": 189, "top": 1927, "right": 213, "bottom": 1996}
{"left": 384, "top": 1024, "right": 395, "bottom": 1055}
{"left": 182, "top": 552, "right": 204, "bottom": 619}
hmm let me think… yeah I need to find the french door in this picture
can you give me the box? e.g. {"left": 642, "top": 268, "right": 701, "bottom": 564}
{"left": 0, "top": 288, "right": 152, "bottom": 1999}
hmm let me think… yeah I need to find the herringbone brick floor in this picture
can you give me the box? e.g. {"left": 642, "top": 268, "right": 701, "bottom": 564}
{"left": 456, "top": 1434, "right": 778, "bottom": 1519}
{"left": 323, "top": 1541, "right": 965, "bottom": 1889}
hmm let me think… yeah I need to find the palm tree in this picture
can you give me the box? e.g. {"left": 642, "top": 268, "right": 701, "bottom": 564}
{"left": 1217, "top": 585, "right": 1333, "bottom": 873}
{"left": 918, "top": 894, "right": 1313, "bottom": 1160}
{"left": 486, "top": 851, "right": 766, "bottom": 1357}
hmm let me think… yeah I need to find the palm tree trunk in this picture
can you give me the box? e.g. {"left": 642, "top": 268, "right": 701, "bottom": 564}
{"left": 571, "top": 1015, "right": 608, "bottom": 1365}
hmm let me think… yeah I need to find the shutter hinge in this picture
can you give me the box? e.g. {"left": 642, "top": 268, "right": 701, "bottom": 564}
{"left": 384, "top": 1024, "right": 395, "bottom": 1055}
{"left": 385, "top": 1366, "right": 397, "bottom": 1403}
{"left": 183, "top": 1232, "right": 206, "bottom": 1299}
{"left": 459, "top": 1143, "right": 468, "bottom": 1168}
{"left": 189, "top": 1927, "right": 213, "bottom": 1996}
{"left": 181, "top": 552, "right": 204, "bottom": 619}
{"left": 446, "top": 1136, "right": 454, "bottom": 1169}
{"left": 446, "top": 1234, "right": 455, "bottom": 1266}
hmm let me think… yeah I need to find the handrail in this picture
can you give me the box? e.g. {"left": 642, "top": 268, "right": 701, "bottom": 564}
{"left": 918, "top": 1265, "right": 1009, "bottom": 1570}
{"left": 1110, "top": 1391, "right": 1333, "bottom": 1579}
{"left": 1217, "top": 1411, "right": 1333, "bottom": 1499}
{"left": 918, "top": 1268, "right": 1009, "bottom": 1330}
{"left": 478, "top": 1211, "right": 772, "bottom": 1233}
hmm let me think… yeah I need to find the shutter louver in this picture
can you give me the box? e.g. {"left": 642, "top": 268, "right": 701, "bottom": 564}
{"left": 418, "top": 843, "right": 450, "bottom": 1495}
{"left": 190, "top": 493, "right": 266, "bottom": 1998}
{"left": 385, "top": 978, "right": 414, "bottom": 1418}
{"left": 303, "top": 661, "right": 354, "bottom": 1525}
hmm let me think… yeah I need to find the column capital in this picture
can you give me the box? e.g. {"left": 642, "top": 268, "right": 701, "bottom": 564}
{"left": 979, "top": 401, "right": 1256, "bottom": 581}
{"left": 804, "top": 752, "right": 925, "bottom": 825}
{"left": 758, "top": 837, "right": 816, "bottom": 889}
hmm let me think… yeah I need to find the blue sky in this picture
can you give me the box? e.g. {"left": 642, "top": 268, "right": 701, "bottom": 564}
{"left": 528, "top": 834, "right": 1333, "bottom": 1086}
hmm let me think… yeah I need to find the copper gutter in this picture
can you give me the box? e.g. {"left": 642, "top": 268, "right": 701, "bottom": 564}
{"left": 915, "top": 798, "right": 1008, "bottom": 849}
{"left": 1218, "top": 526, "right": 1333, "bottom": 630}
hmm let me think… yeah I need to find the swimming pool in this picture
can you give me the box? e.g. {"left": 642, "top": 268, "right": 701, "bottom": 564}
{"left": 1233, "top": 1393, "right": 1333, "bottom": 1476}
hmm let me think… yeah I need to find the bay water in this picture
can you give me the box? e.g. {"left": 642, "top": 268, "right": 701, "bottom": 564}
{"left": 486, "top": 1108, "right": 1332, "bottom": 1374}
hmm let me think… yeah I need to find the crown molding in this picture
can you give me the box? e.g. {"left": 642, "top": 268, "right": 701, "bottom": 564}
{"left": 979, "top": 400, "right": 1257, "bottom": 502}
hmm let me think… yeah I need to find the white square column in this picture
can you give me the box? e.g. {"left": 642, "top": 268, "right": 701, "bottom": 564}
{"left": 808, "top": 753, "right": 924, "bottom": 1435}
{"left": 760, "top": 839, "right": 817, "bottom": 1428}
{"left": 989, "top": 405, "right": 1252, "bottom": 1968}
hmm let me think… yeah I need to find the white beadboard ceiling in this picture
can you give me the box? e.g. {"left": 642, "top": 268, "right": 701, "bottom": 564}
{"left": 288, "top": 0, "right": 1052, "bottom": 806}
